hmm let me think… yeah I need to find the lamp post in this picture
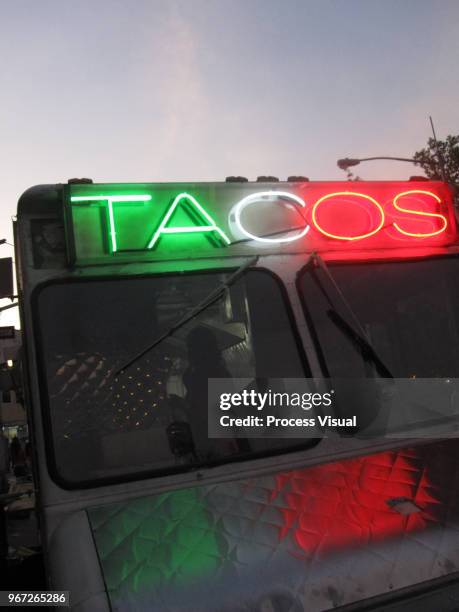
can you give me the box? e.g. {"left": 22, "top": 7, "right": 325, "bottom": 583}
{"left": 337, "top": 157, "right": 419, "bottom": 171}
{"left": 337, "top": 155, "right": 458, "bottom": 220}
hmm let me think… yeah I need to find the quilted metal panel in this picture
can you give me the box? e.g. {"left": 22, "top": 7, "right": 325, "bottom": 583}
{"left": 88, "top": 440, "right": 459, "bottom": 611}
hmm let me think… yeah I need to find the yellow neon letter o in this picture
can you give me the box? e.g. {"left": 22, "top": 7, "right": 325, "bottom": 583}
{"left": 312, "top": 191, "right": 385, "bottom": 241}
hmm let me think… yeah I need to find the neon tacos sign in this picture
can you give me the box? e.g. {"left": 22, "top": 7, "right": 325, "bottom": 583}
{"left": 68, "top": 181, "right": 456, "bottom": 262}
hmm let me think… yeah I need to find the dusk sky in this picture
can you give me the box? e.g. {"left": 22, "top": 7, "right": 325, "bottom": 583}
{"left": 1, "top": 0, "right": 459, "bottom": 325}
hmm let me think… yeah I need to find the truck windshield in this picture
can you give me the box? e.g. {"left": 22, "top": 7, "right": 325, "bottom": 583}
{"left": 35, "top": 269, "right": 311, "bottom": 487}
{"left": 298, "top": 256, "right": 459, "bottom": 378}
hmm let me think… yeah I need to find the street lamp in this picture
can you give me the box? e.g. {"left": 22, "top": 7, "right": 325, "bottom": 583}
{"left": 337, "top": 156, "right": 419, "bottom": 171}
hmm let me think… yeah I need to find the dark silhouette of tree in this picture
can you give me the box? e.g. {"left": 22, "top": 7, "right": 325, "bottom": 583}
{"left": 413, "top": 135, "right": 459, "bottom": 186}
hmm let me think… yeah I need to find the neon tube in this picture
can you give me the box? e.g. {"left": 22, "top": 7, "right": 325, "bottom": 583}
{"left": 147, "top": 193, "right": 231, "bottom": 249}
{"left": 392, "top": 190, "right": 448, "bottom": 237}
{"left": 232, "top": 191, "right": 309, "bottom": 243}
{"left": 312, "top": 191, "right": 385, "bottom": 241}
{"left": 71, "top": 195, "right": 152, "bottom": 253}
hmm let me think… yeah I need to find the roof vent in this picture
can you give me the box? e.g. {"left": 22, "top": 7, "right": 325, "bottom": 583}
{"left": 287, "top": 176, "right": 309, "bottom": 182}
{"left": 68, "top": 178, "right": 93, "bottom": 184}
{"left": 256, "top": 176, "right": 279, "bottom": 182}
{"left": 225, "top": 176, "right": 248, "bottom": 183}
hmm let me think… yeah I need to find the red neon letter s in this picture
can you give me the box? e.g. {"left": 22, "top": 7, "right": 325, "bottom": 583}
{"left": 393, "top": 190, "right": 448, "bottom": 237}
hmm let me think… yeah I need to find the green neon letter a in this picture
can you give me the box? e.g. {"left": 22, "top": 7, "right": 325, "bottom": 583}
{"left": 147, "top": 192, "right": 231, "bottom": 249}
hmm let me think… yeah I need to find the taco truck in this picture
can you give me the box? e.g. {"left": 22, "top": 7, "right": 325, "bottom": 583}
{"left": 14, "top": 177, "right": 459, "bottom": 610}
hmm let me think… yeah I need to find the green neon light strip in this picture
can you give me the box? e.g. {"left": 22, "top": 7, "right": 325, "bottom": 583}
{"left": 147, "top": 192, "right": 231, "bottom": 249}
{"left": 70, "top": 195, "right": 152, "bottom": 253}
{"left": 160, "top": 226, "right": 216, "bottom": 233}
{"left": 107, "top": 201, "right": 117, "bottom": 252}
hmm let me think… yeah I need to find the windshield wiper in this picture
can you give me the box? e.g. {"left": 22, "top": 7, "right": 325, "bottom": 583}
{"left": 309, "top": 252, "right": 393, "bottom": 378}
{"left": 114, "top": 256, "right": 259, "bottom": 376}
{"left": 326, "top": 309, "right": 393, "bottom": 378}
